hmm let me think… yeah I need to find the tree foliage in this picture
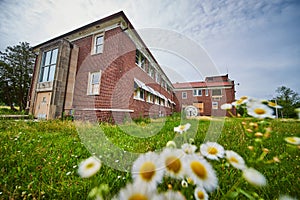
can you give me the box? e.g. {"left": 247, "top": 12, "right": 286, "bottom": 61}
{"left": 0, "top": 42, "right": 35, "bottom": 111}
{"left": 275, "top": 86, "right": 300, "bottom": 118}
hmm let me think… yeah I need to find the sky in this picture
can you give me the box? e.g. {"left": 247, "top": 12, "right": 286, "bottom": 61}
{"left": 0, "top": 0, "right": 299, "bottom": 99}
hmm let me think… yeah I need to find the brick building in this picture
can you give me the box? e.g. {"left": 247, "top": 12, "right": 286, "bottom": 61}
{"left": 173, "top": 74, "right": 236, "bottom": 116}
{"left": 28, "top": 11, "right": 176, "bottom": 123}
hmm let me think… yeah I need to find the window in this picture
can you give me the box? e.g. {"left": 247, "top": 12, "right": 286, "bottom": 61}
{"left": 39, "top": 48, "right": 58, "bottom": 82}
{"left": 147, "top": 93, "right": 154, "bottom": 103}
{"left": 205, "top": 89, "right": 209, "bottom": 96}
{"left": 135, "top": 50, "right": 146, "bottom": 69}
{"left": 193, "top": 89, "right": 202, "bottom": 96}
{"left": 212, "top": 89, "right": 222, "bottom": 96}
{"left": 148, "top": 65, "right": 154, "bottom": 79}
{"left": 212, "top": 102, "right": 218, "bottom": 109}
{"left": 88, "top": 71, "right": 101, "bottom": 95}
{"left": 182, "top": 92, "right": 187, "bottom": 99}
{"left": 94, "top": 34, "right": 104, "bottom": 54}
{"left": 134, "top": 88, "right": 144, "bottom": 100}
{"left": 155, "top": 71, "right": 161, "bottom": 83}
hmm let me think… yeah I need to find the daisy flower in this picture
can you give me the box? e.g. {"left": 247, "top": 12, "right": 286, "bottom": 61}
{"left": 117, "top": 182, "right": 162, "bottom": 200}
{"left": 194, "top": 186, "right": 209, "bottom": 200}
{"left": 160, "top": 148, "right": 186, "bottom": 179}
{"left": 185, "top": 155, "right": 218, "bottom": 192}
{"left": 174, "top": 123, "right": 191, "bottom": 134}
{"left": 181, "top": 143, "right": 197, "bottom": 154}
{"left": 247, "top": 103, "right": 275, "bottom": 119}
{"left": 131, "top": 152, "right": 164, "bottom": 190}
{"left": 225, "top": 150, "right": 246, "bottom": 170}
{"left": 284, "top": 136, "right": 300, "bottom": 145}
{"left": 242, "top": 167, "right": 267, "bottom": 187}
{"left": 232, "top": 96, "right": 248, "bottom": 106}
{"left": 200, "top": 142, "right": 225, "bottom": 160}
{"left": 221, "top": 103, "right": 233, "bottom": 110}
{"left": 267, "top": 101, "right": 282, "bottom": 109}
{"left": 78, "top": 156, "right": 101, "bottom": 178}
{"left": 163, "top": 190, "right": 185, "bottom": 200}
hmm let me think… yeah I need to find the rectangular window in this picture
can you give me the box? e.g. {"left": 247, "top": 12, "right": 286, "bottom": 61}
{"left": 135, "top": 50, "right": 146, "bottom": 69}
{"left": 88, "top": 71, "right": 101, "bottom": 95}
{"left": 212, "top": 89, "right": 222, "bottom": 96}
{"left": 39, "top": 48, "right": 58, "bottom": 82}
{"left": 155, "top": 71, "right": 161, "bottom": 83}
{"left": 148, "top": 64, "right": 154, "bottom": 79}
{"left": 182, "top": 92, "right": 187, "bottom": 99}
{"left": 212, "top": 102, "right": 218, "bottom": 109}
{"left": 147, "top": 93, "right": 154, "bottom": 103}
{"left": 193, "top": 89, "right": 202, "bottom": 96}
{"left": 134, "top": 88, "right": 145, "bottom": 100}
{"left": 94, "top": 34, "right": 104, "bottom": 54}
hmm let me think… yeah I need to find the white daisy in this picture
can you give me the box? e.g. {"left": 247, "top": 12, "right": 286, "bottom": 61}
{"left": 174, "top": 123, "right": 191, "bottom": 134}
{"left": 194, "top": 186, "right": 209, "bottom": 200}
{"left": 185, "top": 155, "right": 218, "bottom": 192}
{"left": 242, "top": 167, "right": 267, "bottom": 187}
{"left": 284, "top": 136, "right": 300, "bottom": 145}
{"left": 221, "top": 103, "right": 233, "bottom": 110}
{"left": 200, "top": 142, "right": 225, "bottom": 160}
{"left": 131, "top": 152, "right": 164, "bottom": 190}
{"left": 181, "top": 143, "right": 197, "bottom": 154}
{"left": 247, "top": 103, "right": 274, "bottom": 119}
{"left": 232, "top": 96, "right": 248, "bottom": 107}
{"left": 78, "top": 156, "right": 101, "bottom": 178}
{"left": 225, "top": 150, "right": 246, "bottom": 170}
{"left": 117, "top": 182, "right": 162, "bottom": 200}
{"left": 160, "top": 148, "right": 186, "bottom": 179}
{"left": 163, "top": 190, "right": 185, "bottom": 200}
{"left": 267, "top": 101, "right": 282, "bottom": 109}
{"left": 166, "top": 140, "right": 177, "bottom": 148}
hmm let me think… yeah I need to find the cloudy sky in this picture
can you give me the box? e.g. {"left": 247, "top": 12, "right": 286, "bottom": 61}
{"left": 1, "top": 0, "right": 299, "bottom": 99}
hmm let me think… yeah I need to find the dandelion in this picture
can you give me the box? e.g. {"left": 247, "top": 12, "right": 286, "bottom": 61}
{"left": 284, "top": 136, "right": 300, "bottom": 145}
{"left": 117, "top": 182, "right": 161, "bottom": 200}
{"left": 131, "top": 152, "right": 164, "bottom": 189}
{"left": 242, "top": 167, "right": 267, "bottom": 187}
{"left": 247, "top": 103, "right": 275, "bottom": 119}
{"left": 194, "top": 186, "right": 209, "bottom": 200}
{"left": 174, "top": 123, "right": 191, "bottom": 134}
{"left": 200, "top": 142, "right": 225, "bottom": 160}
{"left": 225, "top": 150, "right": 246, "bottom": 170}
{"left": 78, "top": 156, "right": 101, "bottom": 178}
{"left": 186, "top": 155, "right": 218, "bottom": 192}
{"left": 221, "top": 103, "right": 233, "bottom": 110}
{"left": 160, "top": 148, "right": 186, "bottom": 179}
{"left": 181, "top": 143, "right": 197, "bottom": 154}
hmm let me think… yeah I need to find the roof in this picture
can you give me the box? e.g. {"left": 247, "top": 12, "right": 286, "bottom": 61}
{"left": 173, "top": 81, "right": 233, "bottom": 89}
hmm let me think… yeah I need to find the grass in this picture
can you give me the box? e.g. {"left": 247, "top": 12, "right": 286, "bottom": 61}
{"left": 0, "top": 116, "right": 299, "bottom": 199}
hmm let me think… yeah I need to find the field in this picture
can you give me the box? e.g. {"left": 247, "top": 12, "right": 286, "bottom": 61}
{"left": 0, "top": 116, "right": 299, "bottom": 199}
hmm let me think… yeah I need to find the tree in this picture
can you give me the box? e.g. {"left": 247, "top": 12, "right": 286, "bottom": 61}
{"left": 0, "top": 42, "right": 35, "bottom": 111}
{"left": 275, "top": 86, "right": 300, "bottom": 118}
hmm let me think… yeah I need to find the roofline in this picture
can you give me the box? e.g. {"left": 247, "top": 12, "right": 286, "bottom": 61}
{"left": 32, "top": 11, "right": 127, "bottom": 49}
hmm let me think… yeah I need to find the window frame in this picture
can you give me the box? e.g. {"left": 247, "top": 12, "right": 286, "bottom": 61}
{"left": 135, "top": 49, "right": 146, "bottom": 70}
{"left": 212, "top": 89, "right": 222, "bottom": 96}
{"left": 39, "top": 48, "right": 58, "bottom": 83}
{"left": 87, "top": 71, "right": 101, "bottom": 95}
{"left": 212, "top": 101, "right": 218, "bottom": 109}
{"left": 93, "top": 33, "right": 104, "bottom": 54}
{"left": 182, "top": 92, "right": 187, "bottom": 99}
{"left": 193, "top": 89, "right": 202, "bottom": 96}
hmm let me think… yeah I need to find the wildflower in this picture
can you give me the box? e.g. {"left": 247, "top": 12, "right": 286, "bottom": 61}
{"left": 66, "top": 171, "right": 71, "bottom": 176}
{"left": 186, "top": 155, "right": 218, "bottom": 192}
{"left": 160, "top": 148, "right": 186, "bottom": 179}
{"left": 221, "top": 103, "right": 233, "bottom": 110}
{"left": 181, "top": 180, "right": 188, "bottom": 188}
{"left": 247, "top": 103, "right": 275, "bottom": 119}
{"left": 174, "top": 123, "right": 191, "bottom": 134}
{"left": 232, "top": 96, "right": 248, "bottom": 106}
{"left": 247, "top": 146, "right": 254, "bottom": 151}
{"left": 131, "top": 152, "right": 164, "bottom": 189}
{"left": 78, "top": 156, "right": 101, "bottom": 178}
{"left": 254, "top": 132, "right": 263, "bottom": 137}
{"left": 284, "top": 136, "right": 300, "bottom": 145}
{"left": 166, "top": 141, "right": 177, "bottom": 148}
{"left": 225, "top": 150, "right": 246, "bottom": 170}
{"left": 200, "top": 142, "right": 225, "bottom": 160}
{"left": 117, "top": 182, "right": 161, "bottom": 200}
{"left": 242, "top": 167, "right": 267, "bottom": 187}
{"left": 194, "top": 186, "right": 209, "bottom": 200}
{"left": 163, "top": 190, "right": 185, "bottom": 200}
{"left": 181, "top": 143, "right": 197, "bottom": 154}
{"left": 267, "top": 101, "right": 282, "bottom": 109}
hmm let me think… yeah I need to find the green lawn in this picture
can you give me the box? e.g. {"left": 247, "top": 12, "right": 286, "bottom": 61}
{"left": 0, "top": 117, "right": 299, "bottom": 199}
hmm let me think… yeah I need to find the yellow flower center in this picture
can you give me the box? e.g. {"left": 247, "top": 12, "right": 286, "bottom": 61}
{"left": 268, "top": 102, "right": 276, "bottom": 107}
{"left": 229, "top": 157, "right": 239, "bottom": 163}
{"left": 197, "top": 191, "right": 205, "bottom": 199}
{"left": 254, "top": 108, "right": 266, "bottom": 115}
{"left": 139, "top": 162, "right": 156, "bottom": 181}
{"left": 129, "top": 194, "right": 148, "bottom": 200}
{"left": 240, "top": 96, "right": 248, "bottom": 100}
{"left": 287, "top": 138, "right": 296, "bottom": 143}
{"left": 166, "top": 156, "right": 181, "bottom": 174}
{"left": 86, "top": 163, "right": 94, "bottom": 169}
{"left": 190, "top": 161, "right": 207, "bottom": 180}
{"left": 179, "top": 125, "right": 185, "bottom": 131}
{"left": 207, "top": 147, "right": 218, "bottom": 155}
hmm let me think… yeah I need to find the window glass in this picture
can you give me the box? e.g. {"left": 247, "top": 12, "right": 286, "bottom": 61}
{"left": 39, "top": 48, "right": 58, "bottom": 82}
{"left": 48, "top": 66, "right": 56, "bottom": 81}
{"left": 212, "top": 89, "right": 222, "bottom": 96}
{"left": 44, "top": 51, "right": 51, "bottom": 65}
{"left": 50, "top": 49, "right": 58, "bottom": 64}
{"left": 88, "top": 71, "right": 101, "bottom": 95}
{"left": 95, "top": 35, "right": 104, "bottom": 54}
{"left": 182, "top": 92, "right": 187, "bottom": 99}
